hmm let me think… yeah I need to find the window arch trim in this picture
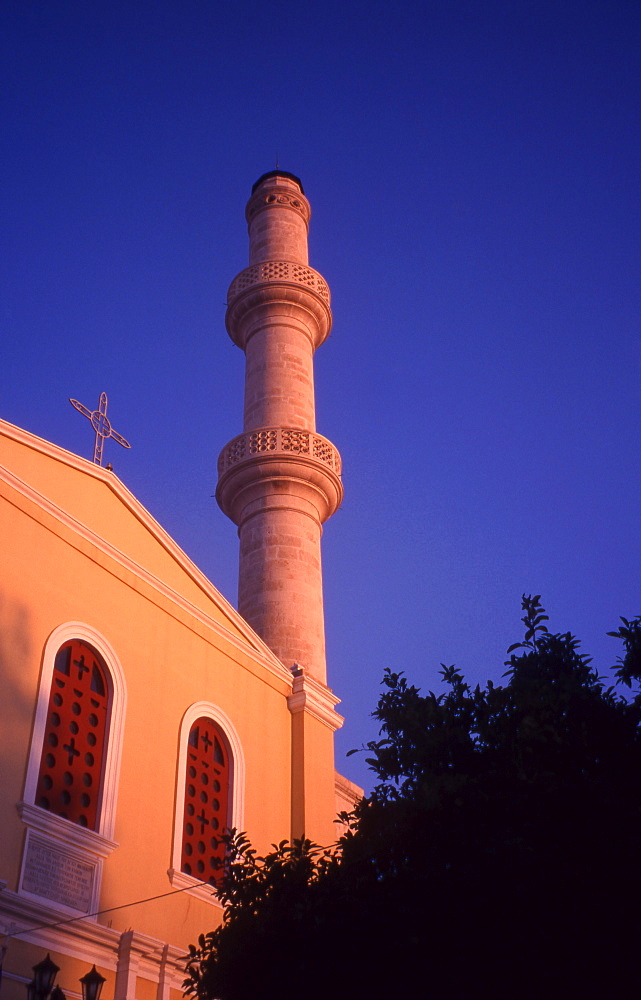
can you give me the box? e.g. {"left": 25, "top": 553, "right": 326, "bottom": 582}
{"left": 23, "top": 622, "right": 127, "bottom": 841}
{"left": 169, "top": 701, "right": 245, "bottom": 900}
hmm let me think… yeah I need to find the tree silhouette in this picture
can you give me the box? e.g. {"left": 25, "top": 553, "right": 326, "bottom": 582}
{"left": 185, "top": 597, "right": 641, "bottom": 1000}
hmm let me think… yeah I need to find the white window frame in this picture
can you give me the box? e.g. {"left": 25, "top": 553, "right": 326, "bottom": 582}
{"left": 168, "top": 701, "right": 245, "bottom": 903}
{"left": 18, "top": 622, "right": 127, "bottom": 916}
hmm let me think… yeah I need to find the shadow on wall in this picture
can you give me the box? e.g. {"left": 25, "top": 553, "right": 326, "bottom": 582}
{"left": 0, "top": 591, "right": 36, "bottom": 868}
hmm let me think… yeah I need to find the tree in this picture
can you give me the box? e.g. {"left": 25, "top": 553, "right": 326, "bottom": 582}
{"left": 185, "top": 598, "right": 641, "bottom": 1000}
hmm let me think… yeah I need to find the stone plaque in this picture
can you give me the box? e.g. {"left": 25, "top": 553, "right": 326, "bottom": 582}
{"left": 22, "top": 836, "right": 94, "bottom": 912}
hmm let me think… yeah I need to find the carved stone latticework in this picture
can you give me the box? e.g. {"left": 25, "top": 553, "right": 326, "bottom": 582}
{"left": 218, "top": 428, "right": 342, "bottom": 477}
{"left": 227, "top": 261, "right": 330, "bottom": 306}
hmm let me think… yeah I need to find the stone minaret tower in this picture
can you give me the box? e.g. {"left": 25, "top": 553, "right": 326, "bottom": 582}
{"left": 216, "top": 171, "right": 342, "bottom": 685}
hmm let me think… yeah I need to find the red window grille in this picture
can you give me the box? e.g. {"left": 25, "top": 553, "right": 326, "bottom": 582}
{"left": 181, "top": 717, "right": 231, "bottom": 886}
{"left": 35, "top": 640, "right": 109, "bottom": 831}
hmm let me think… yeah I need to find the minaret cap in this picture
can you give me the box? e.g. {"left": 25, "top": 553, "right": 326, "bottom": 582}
{"left": 251, "top": 170, "right": 305, "bottom": 194}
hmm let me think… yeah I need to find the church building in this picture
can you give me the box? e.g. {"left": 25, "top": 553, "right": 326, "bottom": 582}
{"left": 0, "top": 172, "right": 359, "bottom": 1000}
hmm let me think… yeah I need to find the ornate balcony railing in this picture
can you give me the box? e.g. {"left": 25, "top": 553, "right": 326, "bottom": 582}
{"left": 217, "top": 427, "right": 341, "bottom": 477}
{"left": 227, "top": 261, "right": 330, "bottom": 306}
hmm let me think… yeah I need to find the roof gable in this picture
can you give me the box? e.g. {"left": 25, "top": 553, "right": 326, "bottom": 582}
{"left": 0, "top": 419, "right": 284, "bottom": 670}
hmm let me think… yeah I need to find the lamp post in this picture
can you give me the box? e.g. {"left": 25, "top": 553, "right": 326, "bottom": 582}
{"left": 27, "top": 955, "right": 61, "bottom": 1000}
{"left": 79, "top": 967, "right": 106, "bottom": 1000}
{"left": 25, "top": 956, "right": 107, "bottom": 1000}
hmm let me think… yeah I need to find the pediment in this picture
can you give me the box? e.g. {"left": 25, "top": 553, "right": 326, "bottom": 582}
{"left": 0, "top": 418, "right": 284, "bottom": 671}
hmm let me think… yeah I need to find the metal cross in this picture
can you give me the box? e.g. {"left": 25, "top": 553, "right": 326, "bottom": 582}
{"left": 69, "top": 392, "right": 131, "bottom": 467}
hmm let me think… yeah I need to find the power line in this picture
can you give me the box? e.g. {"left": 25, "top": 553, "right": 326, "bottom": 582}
{"left": 5, "top": 881, "right": 215, "bottom": 938}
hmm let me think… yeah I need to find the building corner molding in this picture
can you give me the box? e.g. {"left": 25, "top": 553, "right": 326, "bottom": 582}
{"left": 287, "top": 670, "right": 344, "bottom": 731}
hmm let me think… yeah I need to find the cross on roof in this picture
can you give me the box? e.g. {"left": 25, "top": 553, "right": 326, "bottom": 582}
{"left": 69, "top": 392, "right": 131, "bottom": 467}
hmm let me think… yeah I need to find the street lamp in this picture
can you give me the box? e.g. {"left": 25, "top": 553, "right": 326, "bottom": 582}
{"left": 27, "top": 955, "right": 61, "bottom": 1000}
{"left": 25, "top": 955, "right": 106, "bottom": 1000}
{"left": 79, "top": 966, "right": 106, "bottom": 1000}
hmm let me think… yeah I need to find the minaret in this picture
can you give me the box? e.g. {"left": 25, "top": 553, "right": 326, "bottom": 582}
{"left": 216, "top": 171, "right": 342, "bottom": 684}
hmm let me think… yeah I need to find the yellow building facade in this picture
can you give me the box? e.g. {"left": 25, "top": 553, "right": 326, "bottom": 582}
{"left": 0, "top": 172, "right": 358, "bottom": 1000}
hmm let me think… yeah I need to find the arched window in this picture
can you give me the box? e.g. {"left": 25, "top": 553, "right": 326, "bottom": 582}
{"left": 169, "top": 701, "right": 244, "bottom": 900}
{"left": 34, "top": 639, "right": 110, "bottom": 830}
{"left": 181, "top": 717, "right": 231, "bottom": 885}
{"left": 19, "top": 623, "right": 125, "bottom": 916}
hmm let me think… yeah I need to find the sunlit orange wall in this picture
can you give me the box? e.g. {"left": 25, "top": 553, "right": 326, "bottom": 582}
{"left": 0, "top": 430, "right": 312, "bottom": 954}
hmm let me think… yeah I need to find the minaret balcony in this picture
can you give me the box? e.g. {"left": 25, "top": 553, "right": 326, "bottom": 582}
{"left": 225, "top": 261, "right": 332, "bottom": 351}
{"left": 227, "top": 260, "right": 330, "bottom": 306}
{"left": 216, "top": 427, "right": 343, "bottom": 526}
{"left": 218, "top": 427, "right": 341, "bottom": 476}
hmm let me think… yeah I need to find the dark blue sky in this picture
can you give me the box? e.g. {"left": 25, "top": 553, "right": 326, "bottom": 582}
{"left": 2, "top": 0, "right": 640, "bottom": 791}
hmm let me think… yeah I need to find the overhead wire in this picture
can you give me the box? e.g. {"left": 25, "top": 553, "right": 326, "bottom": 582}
{"left": 3, "top": 881, "right": 215, "bottom": 937}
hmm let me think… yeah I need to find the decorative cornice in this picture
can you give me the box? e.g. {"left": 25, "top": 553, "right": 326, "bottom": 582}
{"left": 0, "top": 885, "right": 121, "bottom": 970}
{"left": 167, "top": 868, "right": 223, "bottom": 908}
{"left": 0, "top": 887, "right": 186, "bottom": 987}
{"left": 287, "top": 671, "right": 344, "bottom": 731}
{"left": 334, "top": 771, "right": 364, "bottom": 807}
{"left": 17, "top": 803, "right": 119, "bottom": 858}
{"left": 245, "top": 190, "right": 311, "bottom": 226}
